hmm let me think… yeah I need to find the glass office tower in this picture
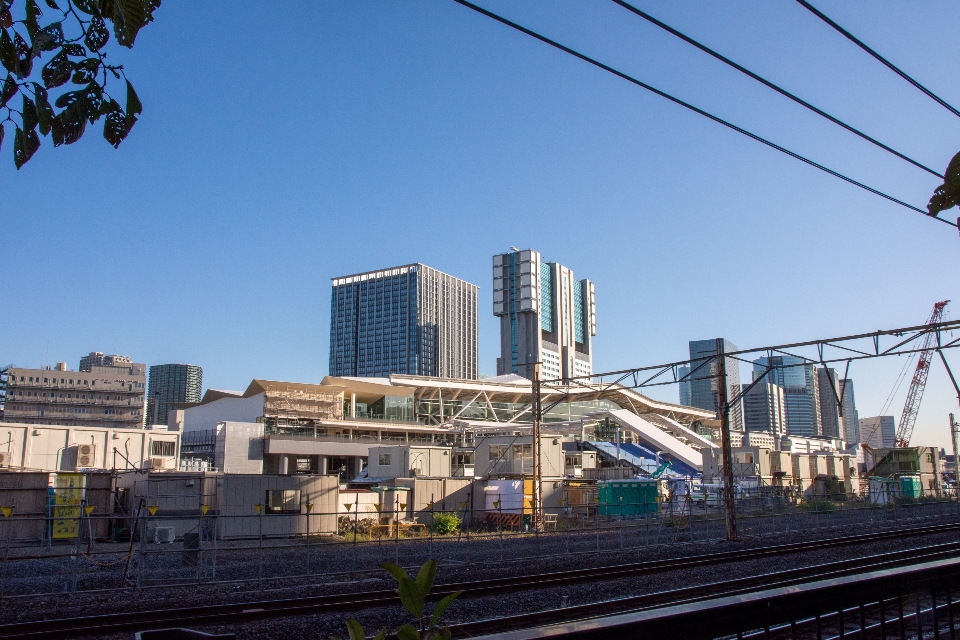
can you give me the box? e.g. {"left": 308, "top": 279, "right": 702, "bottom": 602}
{"left": 753, "top": 355, "right": 822, "bottom": 437}
{"left": 146, "top": 364, "right": 203, "bottom": 426}
{"left": 329, "top": 264, "right": 478, "bottom": 380}
{"left": 688, "top": 339, "right": 743, "bottom": 430}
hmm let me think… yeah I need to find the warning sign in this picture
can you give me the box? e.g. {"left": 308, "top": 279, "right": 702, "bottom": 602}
{"left": 52, "top": 473, "right": 84, "bottom": 539}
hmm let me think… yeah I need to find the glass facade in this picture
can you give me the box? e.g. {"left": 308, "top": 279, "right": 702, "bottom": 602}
{"left": 688, "top": 339, "right": 743, "bottom": 430}
{"left": 540, "top": 262, "right": 553, "bottom": 332}
{"left": 753, "top": 356, "right": 821, "bottom": 437}
{"left": 146, "top": 364, "right": 202, "bottom": 426}
{"left": 329, "top": 264, "right": 478, "bottom": 379}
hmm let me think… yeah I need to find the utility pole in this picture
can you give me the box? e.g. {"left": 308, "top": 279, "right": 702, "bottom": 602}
{"left": 716, "top": 338, "right": 738, "bottom": 542}
{"left": 951, "top": 414, "right": 959, "bottom": 488}
{"left": 532, "top": 362, "right": 543, "bottom": 533}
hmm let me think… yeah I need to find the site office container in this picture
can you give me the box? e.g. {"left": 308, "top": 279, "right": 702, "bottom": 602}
{"left": 598, "top": 479, "right": 658, "bottom": 517}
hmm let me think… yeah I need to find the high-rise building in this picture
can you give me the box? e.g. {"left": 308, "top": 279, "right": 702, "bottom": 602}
{"left": 678, "top": 365, "right": 692, "bottom": 406}
{"left": 742, "top": 382, "right": 786, "bottom": 434}
{"left": 3, "top": 359, "right": 146, "bottom": 428}
{"left": 146, "top": 364, "right": 203, "bottom": 426}
{"left": 79, "top": 352, "right": 132, "bottom": 372}
{"left": 839, "top": 379, "right": 859, "bottom": 444}
{"left": 688, "top": 339, "right": 743, "bottom": 430}
{"left": 492, "top": 249, "right": 596, "bottom": 381}
{"left": 753, "top": 355, "right": 821, "bottom": 437}
{"left": 329, "top": 264, "right": 478, "bottom": 380}
{"left": 860, "top": 415, "right": 896, "bottom": 449}
{"left": 817, "top": 367, "right": 843, "bottom": 439}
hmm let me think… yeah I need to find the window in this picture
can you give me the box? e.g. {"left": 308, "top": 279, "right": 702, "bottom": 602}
{"left": 152, "top": 441, "right": 176, "bottom": 457}
{"left": 378, "top": 453, "right": 392, "bottom": 466}
{"left": 265, "top": 490, "right": 301, "bottom": 513}
{"left": 489, "top": 444, "right": 509, "bottom": 460}
{"left": 513, "top": 444, "right": 532, "bottom": 460}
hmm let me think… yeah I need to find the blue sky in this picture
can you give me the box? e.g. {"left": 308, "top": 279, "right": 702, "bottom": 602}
{"left": 3, "top": 1, "right": 959, "bottom": 446}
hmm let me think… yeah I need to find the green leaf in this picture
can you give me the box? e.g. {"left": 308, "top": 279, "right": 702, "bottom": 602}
{"left": 21, "top": 94, "right": 38, "bottom": 131}
{"left": 32, "top": 83, "right": 53, "bottom": 135}
{"left": 71, "top": 58, "right": 98, "bottom": 84}
{"left": 344, "top": 619, "right": 366, "bottom": 640}
{"left": 111, "top": 0, "right": 147, "bottom": 48}
{"left": 429, "top": 591, "right": 461, "bottom": 629}
{"left": 928, "top": 150, "right": 960, "bottom": 217}
{"left": 0, "top": 73, "right": 16, "bottom": 108}
{"left": 380, "top": 562, "right": 411, "bottom": 585}
{"left": 103, "top": 100, "right": 127, "bottom": 147}
{"left": 0, "top": 30, "right": 17, "bottom": 74}
{"left": 398, "top": 576, "right": 426, "bottom": 618}
{"left": 415, "top": 559, "right": 437, "bottom": 595}
{"left": 397, "top": 624, "right": 421, "bottom": 640}
{"left": 13, "top": 126, "right": 40, "bottom": 168}
{"left": 41, "top": 50, "right": 72, "bottom": 88}
{"left": 371, "top": 630, "right": 389, "bottom": 640}
{"left": 62, "top": 43, "right": 86, "bottom": 57}
{"left": 24, "top": 0, "right": 42, "bottom": 38}
{"left": 85, "top": 14, "right": 109, "bottom": 51}
{"left": 125, "top": 79, "right": 141, "bottom": 115}
{"left": 44, "top": 0, "right": 61, "bottom": 10}
{"left": 13, "top": 32, "right": 32, "bottom": 77}
{"left": 0, "top": 123, "right": 5, "bottom": 153}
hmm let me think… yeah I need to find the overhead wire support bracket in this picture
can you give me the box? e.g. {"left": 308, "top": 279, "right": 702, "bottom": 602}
{"left": 452, "top": 0, "right": 957, "bottom": 229}
{"left": 611, "top": 0, "right": 943, "bottom": 179}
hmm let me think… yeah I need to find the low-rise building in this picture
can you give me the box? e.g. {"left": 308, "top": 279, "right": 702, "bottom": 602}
{"left": 3, "top": 359, "right": 146, "bottom": 429}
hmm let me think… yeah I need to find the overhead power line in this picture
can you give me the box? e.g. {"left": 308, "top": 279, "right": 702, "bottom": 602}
{"left": 452, "top": 0, "right": 956, "bottom": 229}
{"left": 611, "top": 0, "right": 942, "bottom": 179}
{"left": 796, "top": 0, "right": 960, "bottom": 119}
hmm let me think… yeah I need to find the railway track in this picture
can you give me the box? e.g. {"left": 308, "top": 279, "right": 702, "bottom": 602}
{"left": 2, "top": 520, "right": 960, "bottom": 639}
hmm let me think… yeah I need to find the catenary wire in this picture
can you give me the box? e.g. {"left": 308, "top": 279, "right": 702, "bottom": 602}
{"left": 611, "top": 0, "right": 943, "bottom": 179}
{"left": 451, "top": 0, "right": 956, "bottom": 228}
{"left": 796, "top": 0, "right": 960, "bottom": 119}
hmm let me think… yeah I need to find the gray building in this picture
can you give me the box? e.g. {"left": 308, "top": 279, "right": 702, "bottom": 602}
{"left": 146, "top": 364, "right": 203, "bottom": 426}
{"left": 860, "top": 415, "right": 896, "bottom": 449}
{"left": 3, "top": 358, "right": 146, "bottom": 428}
{"left": 753, "top": 355, "right": 821, "bottom": 437}
{"left": 742, "top": 381, "right": 785, "bottom": 434}
{"left": 329, "top": 264, "right": 478, "bottom": 380}
{"left": 688, "top": 339, "right": 743, "bottom": 430}
{"left": 678, "top": 365, "right": 692, "bottom": 406}
{"left": 492, "top": 249, "right": 596, "bottom": 381}
{"left": 79, "top": 351, "right": 132, "bottom": 372}
{"left": 817, "top": 367, "right": 843, "bottom": 439}
{"left": 839, "top": 379, "right": 859, "bottom": 444}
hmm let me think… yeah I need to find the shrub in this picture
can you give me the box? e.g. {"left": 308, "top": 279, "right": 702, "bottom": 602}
{"left": 338, "top": 515, "right": 377, "bottom": 537}
{"left": 431, "top": 512, "right": 461, "bottom": 535}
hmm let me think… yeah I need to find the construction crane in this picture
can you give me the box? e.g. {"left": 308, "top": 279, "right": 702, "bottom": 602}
{"left": 894, "top": 300, "right": 950, "bottom": 447}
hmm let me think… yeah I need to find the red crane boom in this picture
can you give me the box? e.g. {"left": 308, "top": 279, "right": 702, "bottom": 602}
{"left": 895, "top": 300, "right": 950, "bottom": 447}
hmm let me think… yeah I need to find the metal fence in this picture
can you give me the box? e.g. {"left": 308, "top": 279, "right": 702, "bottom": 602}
{"left": 0, "top": 490, "right": 957, "bottom": 599}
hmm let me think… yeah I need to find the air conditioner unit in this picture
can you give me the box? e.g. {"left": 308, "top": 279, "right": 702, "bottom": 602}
{"left": 148, "top": 457, "right": 173, "bottom": 470}
{"left": 153, "top": 526, "right": 175, "bottom": 544}
{"left": 76, "top": 444, "right": 96, "bottom": 468}
{"left": 0, "top": 452, "right": 8, "bottom": 467}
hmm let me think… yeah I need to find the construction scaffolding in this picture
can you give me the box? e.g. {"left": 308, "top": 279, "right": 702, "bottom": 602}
{"left": 248, "top": 380, "right": 345, "bottom": 427}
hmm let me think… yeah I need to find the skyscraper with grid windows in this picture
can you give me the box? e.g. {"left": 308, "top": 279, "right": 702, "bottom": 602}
{"left": 329, "top": 264, "right": 478, "bottom": 380}
{"left": 492, "top": 249, "right": 596, "bottom": 381}
{"left": 146, "top": 364, "right": 203, "bottom": 427}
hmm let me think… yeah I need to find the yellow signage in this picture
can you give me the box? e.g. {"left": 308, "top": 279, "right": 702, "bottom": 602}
{"left": 306, "top": 503, "right": 314, "bottom": 513}
{"left": 459, "top": 502, "right": 466, "bottom": 510}
{"left": 53, "top": 473, "right": 83, "bottom": 539}
{"left": 201, "top": 504, "right": 210, "bottom": 515}
{"left": 84, "top": 506, "right": 95, "bottom": 516}
{"left": 399, "top": 503, "right": 406, "bottom": 510}
{"left": 254, "top": 504, "right": 262, "bottom": 514}
{"left": 343, "top": 503, "right": 351, "bottom": 511}
{"left": 0, "top": 507, "right": 11, "bottom": 518}
{"left": 148, "top": 505, "right": 159, "bottom": 516}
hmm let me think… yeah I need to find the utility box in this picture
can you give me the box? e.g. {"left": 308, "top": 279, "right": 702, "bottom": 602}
{"left": 598, "top": 479, "right": 658, "bottom": 517}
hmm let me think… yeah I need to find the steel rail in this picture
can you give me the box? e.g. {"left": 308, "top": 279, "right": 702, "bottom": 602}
{"left": 3, "top": 520, "right": 960, "bottom": 639}
{"left": 451, "top": 542, "right": 960, "bottom": 637}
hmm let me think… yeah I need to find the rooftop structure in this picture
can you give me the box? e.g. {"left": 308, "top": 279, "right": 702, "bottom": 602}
{"left": 79, "top": 352, "right": 132, "bottom": 372}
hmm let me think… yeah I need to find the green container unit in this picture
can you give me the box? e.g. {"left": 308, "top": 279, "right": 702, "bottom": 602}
{"left": 899, "top": 475, "right": 922, "bottom": 499}
{"left": 598, "top": 480, "right": 659, "bottom": 517}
